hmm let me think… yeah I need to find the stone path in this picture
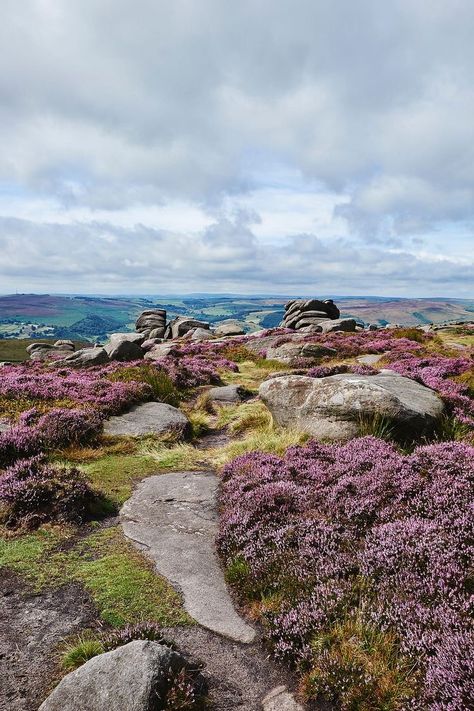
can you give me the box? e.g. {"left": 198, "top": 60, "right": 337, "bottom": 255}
{"left": 120, "top": 471, "right": 255, "bottom": 643}
{"left": 120, "top": 468, "right": 307, "bottom": 709}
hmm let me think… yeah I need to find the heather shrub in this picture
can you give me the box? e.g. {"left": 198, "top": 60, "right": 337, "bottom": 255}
{"left": 0, "top": 456, "right": 98, "bottom": 528}
{"left": 108, "top": 364, "right": 180, "bottom": 406}
{"left": 387, "top": 354, "right": 473, "bottom": 426}
{"left": 218, "top": 438, "right": 474, "bottom": 708}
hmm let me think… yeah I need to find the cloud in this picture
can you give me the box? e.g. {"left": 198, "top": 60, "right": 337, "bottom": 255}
{"left": 0, "top": 0, "right": 473, "bottom": 294}
{"left": 0, "top": 214, "right": 471, "bottom": 297}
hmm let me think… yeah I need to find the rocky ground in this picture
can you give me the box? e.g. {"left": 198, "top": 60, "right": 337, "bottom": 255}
{"left": 0, "top": 307, "right": 472, "bottom": 710}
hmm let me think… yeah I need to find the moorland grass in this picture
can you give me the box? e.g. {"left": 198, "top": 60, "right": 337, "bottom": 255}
{"left": 0, "top": 525, "right": 191, "bottom": 628}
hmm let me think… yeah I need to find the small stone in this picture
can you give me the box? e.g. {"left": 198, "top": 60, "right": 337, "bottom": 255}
{"left": 208, "top": 385, "right": 250, "bottom": 403}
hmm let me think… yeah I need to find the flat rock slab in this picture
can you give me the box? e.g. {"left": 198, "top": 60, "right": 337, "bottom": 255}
{"left": 262, "top": 685, "right": 304, "bottom": 711}
{"left": 104, "top": 402, "right": 191, "bottom": 439}
{"left": 121, "top": 471, "right": 255, "bottom": 643}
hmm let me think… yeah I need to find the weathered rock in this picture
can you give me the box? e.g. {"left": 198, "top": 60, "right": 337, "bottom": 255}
{"left": 357, "top": 353, "right": 384, "bottom": 365}
{"left": 135, "top": 309, "right": 166, "bottom": 337}
{"left": 368, "top": 323, "right": 379, "bottom": 331}
{"left": 38, "top": 640, "right": 187, "bottom": 711}
{"left": 282, "top": 298, "right": 340, "bottom": 329}
{"left": 53, "top": 347, "right": 110, "bottom": 367}
{"left": 108, "top": 332, "right": 146, "bottom": 346}
{"left": 148, "top": 327, "right": 165, "bottom": 339}
{"left": 53, "top": 340, "right": 75, "bottom": 351}
{"left": 214, "top": 322, "right": 246, "bottom": 337}
{"left": 189, "top": 327, "right": 215, "bottom": 341}
{"left": 266, "top": 341, "right": 337, "bottom": 363}
{"left": 259, "top": 372, "right": 444, "bottom": 441}
{"left": 169, "top": 317, "right": 210, "bottom": 339}
{"left": 141, "top": 338, "right": 163, "bottom": 352}
{"left": 0, "top": 417, "right": 11, "bottom": 433}
{"left": 207, "top": 385, "right": 250, "bottom": 403}
{"left": 320, "top": 317, "right": 357, "bottom": 333}
{"left": 297, "top": 324, "right": 323, "bottom": 334}
{"left": 262, "top": 685, "right": 304, "bottom": 711}
{"left": 121, "top": 472, "right": 255, "bottom": 643}
{"left": 144, "top": 343, "right": 178, "bottom": 359}
{"left": 105, "top": 339, "right": 144, "bottom": 362}
{"left": 26, "top": 342, "right": 56, "bottom": 354}
{"left": 104, "top": 402, "right": 191, "bottom": 439}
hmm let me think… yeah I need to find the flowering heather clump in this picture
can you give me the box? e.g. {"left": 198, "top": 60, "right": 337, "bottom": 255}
{"left": 387, "top": 354, "right": 474, "bottom": 425}
{"left": 307, "top": 363, "right": 379, "bottom": 378}
{"left": 101, "top": 621, "right": 172, "bottom": 651}
{"left": 0, "top": 407, "right": 103, "bottom": 468}
{"left": 0, "top": 362, "right": 149, "bottom": 416}
{"left": 154, "top": 353, "right": 238, "bottom": 389}
{"left": 218, "top": 438, "right": 474, "bottom": 709}
{"left": 0, "top": 455, "right": 97, "bottom": 528}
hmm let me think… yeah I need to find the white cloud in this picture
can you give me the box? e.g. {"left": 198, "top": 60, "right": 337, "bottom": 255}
{"left": 0, "top": 0, "right": 473, "bottom": 295}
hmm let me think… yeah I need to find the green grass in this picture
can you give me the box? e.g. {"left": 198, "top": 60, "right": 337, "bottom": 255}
{"left": 215, "top": 400, "right": 272, "bottom": 433}
{"left": 0, "top": 526, "right": 192, "bottom": 628}
{"left": 222, "top": 359, "right": 288, "bottom": 390}
{"left": 62, "top": 634, "right": 105, "bottom": 671}
{"left": 80, "top": 452, "right": 159, "bottom": 506}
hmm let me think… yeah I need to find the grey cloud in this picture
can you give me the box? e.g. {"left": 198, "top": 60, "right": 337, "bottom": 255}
{"left": 0, "top": 0, "right": 474, "bottom": 238}
{"left": 0, "top": 216, "right": 471, "bottom": 297}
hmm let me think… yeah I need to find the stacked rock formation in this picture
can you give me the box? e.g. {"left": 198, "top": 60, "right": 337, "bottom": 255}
{"left": 281, "top": 299, "right": 340, "bottom": 330}
{"left": 135, "top": 309, "right": 167, "bottom": 338}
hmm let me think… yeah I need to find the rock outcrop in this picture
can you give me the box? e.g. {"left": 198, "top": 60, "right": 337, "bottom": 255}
{"left": 27, "top": 340, "right": 76, "bottom": 361}
{"left": 214, "top": 322, "right": 246, "bottom": 337}
{"left": 54, "top": 347, "right": 109, "bottom": 367}
{"left": 166, "top": 317, "right": 210, "bottom": 340}
{"left": 38, "top": 640, "right": 188, "bottom": 711}
{"left": 259, "top": 372, "right": 444, "bottom": 441}
{"left": 135, "top": 309, "right": 167, "bottom": 338}
{"left": 281, "top": 299, "right": 340, "bottom": 330}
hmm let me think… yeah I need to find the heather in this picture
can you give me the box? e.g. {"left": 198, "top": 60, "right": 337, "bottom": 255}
{"left": 0, "top": 407, "right": 104, "bottom": 468}
{"left": 218, "top": 438, "right": 474, "bottom": 709}
{"left": 386, "top": 354, "right": 473, "bottom": 425}
{"left": 0, "top": 455, "right": 98, "bottom": 528}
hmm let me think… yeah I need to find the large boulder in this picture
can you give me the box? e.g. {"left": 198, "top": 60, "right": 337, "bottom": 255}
{"left": 259, "top": 372, "right": 444, "bottom": 441}
{"left": 214, "top": 322, "right": 246, "bottom": 337}
{"left": 104, "top": 402, "right": 191, "bottom": 439}
{"left": 266, "top": 341, "right": 337, "bottom": 364}
{"left": 105, "top": 339, "right": 144, "bottom": 362}
{"left": 144, "top": 343, "right": 178, "bottom": 360}
{"left": 53, "top": 347, "right": 109, "bottom": 367}
{"left": 168, "top": 317, "right": 210, "bottom": 340}
{"left": 38, "top": 640, "right": 187, "bottom": 711}
{"left": 27, "top": 341, "right": 75, "bottom": 361}
{"left": 108, "top": 332, "right": 146, "bottom": 346}
{"left": 320, "top": 318, "right": 358, "bottom": 333}
{"left": 188, "top": 327, "right": 215, "bottom": 341}
{"left": 282, "top": 298, "right": 340, "bottom": 329}
{"left": 135, "top": 310, "right": 166, "bottom": 338}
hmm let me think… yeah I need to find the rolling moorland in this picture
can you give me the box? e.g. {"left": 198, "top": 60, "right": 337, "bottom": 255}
{"left": 0, "top": 293, "right": 473, "bottom": 346}
{"left": 0, "top": 302, "right": 473, "bottom": 710}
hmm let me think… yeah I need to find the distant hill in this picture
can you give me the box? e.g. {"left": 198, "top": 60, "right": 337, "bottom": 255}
{"left": 0, "top": 293, "right": 472, "bottom": 341}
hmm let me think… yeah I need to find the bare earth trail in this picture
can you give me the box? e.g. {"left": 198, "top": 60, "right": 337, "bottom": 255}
{"left": 120, "top": 428, "right": 310, "bottom": 710}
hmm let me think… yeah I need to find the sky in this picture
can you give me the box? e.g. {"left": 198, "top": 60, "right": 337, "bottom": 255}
{"left": 0, "top": 0, "right": 473, "bottom": 297}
